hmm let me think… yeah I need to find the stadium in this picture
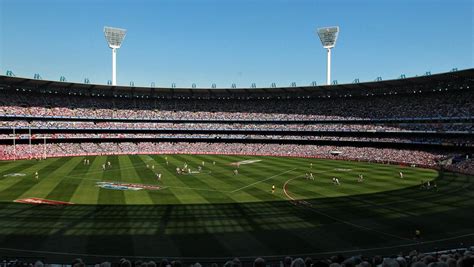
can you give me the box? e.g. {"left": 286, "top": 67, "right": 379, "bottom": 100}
{"left": 0, "top": 0, "right": 473, "bottom": 266}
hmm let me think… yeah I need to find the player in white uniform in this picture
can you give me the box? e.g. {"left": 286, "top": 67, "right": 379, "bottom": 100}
{"left": 399, "top": 171, "right": 404, "bottom": 179}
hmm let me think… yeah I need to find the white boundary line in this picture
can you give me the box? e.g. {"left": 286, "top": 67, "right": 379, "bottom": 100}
{"left": 282, "top": 175, "right": 412, "bottom": 241}
{"left": 283, "top": 176, "right": 303, "bottom": 201}
{"left": 164, "top": 168, "right": 299, "bottom": 194}
{"left": 282, "top": 169, "right": 336, "bottom": 200}
{"left": 230, "top": 168, "right": 297, "bottom": 193}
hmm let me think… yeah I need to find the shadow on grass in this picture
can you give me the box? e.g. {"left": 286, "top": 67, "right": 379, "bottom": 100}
{"left": 0, "top": 171, "right": 472, "bottom": 263}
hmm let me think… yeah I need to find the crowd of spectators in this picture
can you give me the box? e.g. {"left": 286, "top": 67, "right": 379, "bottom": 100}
{"left": 444, "top": 158, "right": 474, "bottom": 175}
{"left": 1, "top": 120, "right": 473, "bottom": 132}
{"left": 0, "top": 133, "right": 470, "bottom": 146}
{"left": 0, "top": 142, "right": 448, "bottom": 167}
{"left": 0, "top": 89, "right": 472, "bottom": 121}
{"left": 0, "top": 83, "right": 472, "bottom": 171}
{"left": 4, "top": 247, "right": 474, "bottom": 267}
{"left": 0, "top": 120, "right": 403, "bottom": 131}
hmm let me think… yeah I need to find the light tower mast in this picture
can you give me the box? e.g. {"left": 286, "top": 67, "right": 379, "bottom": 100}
{"left": 317, "top": 26, "right": 339, "bottom": 85}
{"left": 104, "top": 26, "right": 127, "bottom": 86}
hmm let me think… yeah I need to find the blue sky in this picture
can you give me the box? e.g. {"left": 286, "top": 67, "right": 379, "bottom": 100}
{"left": 0, "top": 0, "right": 472, "bottom": 88}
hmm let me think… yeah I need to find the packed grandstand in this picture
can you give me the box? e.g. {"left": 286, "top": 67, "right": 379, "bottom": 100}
{"left": 0, "top": 69, "right": 472, "bottom": 174}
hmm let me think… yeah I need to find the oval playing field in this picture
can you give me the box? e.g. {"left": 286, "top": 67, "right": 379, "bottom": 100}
{"left": 0, "top": 154, "right": 437, "bottom": 205}
{"left": 0, "top": 154, "right": 473, "bottom": 261}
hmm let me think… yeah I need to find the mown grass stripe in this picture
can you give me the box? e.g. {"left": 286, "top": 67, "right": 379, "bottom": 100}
{"left": 45, "top": 158, "right": 86, "bottom": 202}
{"left": 181, "top": 154, "right": 264, "bottom": 203}
{"left": 127, "top": 155, "right": 182, "bottom": 205}
{"left": 97, "top": 155, "right": 126, "bottom": 204}
{"left": 165, "top": 154, "right": 228, "bottom": 203}
{"left": 0, "top": 160, "right": 34, "bottom": 176}
{"left": 0, "top": 157, "right": 68, "bottom": 201}
{"left": 69, "top": 156, "right": 104, "bottom": 204}
{"left": 0, "top": 157, "right": 63, "bottom": 198}
{"left": 138, "top": 154, "right": 207, "bottom": 204}
{"left": 16, "top": 156, "right": 85, "bottom": 200}
{"left": 118, "top": 155, "right": 154, "bottom": 205}
{"left": 202, "top": 155, "right": 299, "bottom": 202}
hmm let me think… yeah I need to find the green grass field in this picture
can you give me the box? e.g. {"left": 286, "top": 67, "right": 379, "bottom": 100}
{"left": 0, "top": 154, "right": 472, "bottom": 262}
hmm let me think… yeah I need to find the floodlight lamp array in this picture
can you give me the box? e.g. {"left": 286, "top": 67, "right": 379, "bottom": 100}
{"left": 104, "top": 26, "right": 127, "bottom": 48}
{"left": 317, "top": 26, "right": 339, "bottom": 49}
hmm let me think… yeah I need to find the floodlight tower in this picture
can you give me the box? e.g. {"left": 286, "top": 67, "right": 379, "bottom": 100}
{"left": 317, "top": 26, "right": 339, "bottom": 85}
{"left": 104, "top": 26, "right": 127, "bottom": 86}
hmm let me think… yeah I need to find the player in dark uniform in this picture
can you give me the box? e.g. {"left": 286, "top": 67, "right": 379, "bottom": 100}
{"left": 415, "top": 229, "right": 421, "bottom": 240}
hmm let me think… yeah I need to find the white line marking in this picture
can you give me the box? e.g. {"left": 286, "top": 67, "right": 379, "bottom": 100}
{"left": 282, "top": 175, "right": 411, "bottom": 241}
{"left": 282, "top": 169, "right": 336, "bottom": 200}
{"left": 163, "top": 185, "right": 230, "bottom": 193}
{"left": 283, "top": 176, "right": 304, "bottom": 201}
{"left": 231, "top": 168, "right": 297, "bottom": 193}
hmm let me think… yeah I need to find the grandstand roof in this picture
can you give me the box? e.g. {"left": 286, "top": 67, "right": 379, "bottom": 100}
{"left": 0, "top": 68, "right": 472, "bottom": 96}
